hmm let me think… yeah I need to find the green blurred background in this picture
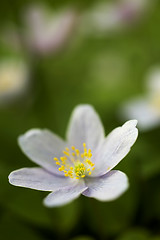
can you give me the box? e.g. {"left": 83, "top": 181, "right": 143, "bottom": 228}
{"left": 0, "top": 0, "right": 160, "bottom": 239}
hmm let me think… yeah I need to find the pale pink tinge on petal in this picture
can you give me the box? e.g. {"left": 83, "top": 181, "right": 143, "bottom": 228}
{"left": 23, "top": 4, "right": 78, "bottom": 55}
{"left": 81, "top": 0, "right": 152, "bottom": 36}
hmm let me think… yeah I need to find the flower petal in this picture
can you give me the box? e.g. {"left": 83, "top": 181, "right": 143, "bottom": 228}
{"left": 121, "top": 98, "right": 160, "bottom": 131}
{"left": 9, "top": 167, "right": 74, "bottom": 191}
{"left": 66, "top": 105, "right": 105, "bottom": 152}
{"left": 82, "top": 170, "right": 128, "bottom": 201}
{"left": 18, "top": 129, "right": 67, "bottom": 175}
{"left": 93, "top": 120, "right": 138, "bottom": 176}
{"left": 43, "top": 180, "right": 87, "bottom": 207}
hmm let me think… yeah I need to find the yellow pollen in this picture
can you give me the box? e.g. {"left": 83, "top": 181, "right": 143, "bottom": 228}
{"left": 63, "top": 151, "right": 70, "bottom": 156}
{"left": 54, "top": 142, "right": 95, "bottom": 179}
{"left": 80, "top": 167, "right": 85, "bottom": 171}
{"left": 84, "top": 148, "right": 87, "bottom": 152}
{"left": 76, "top": 149, "right": 80, "bottom": 156}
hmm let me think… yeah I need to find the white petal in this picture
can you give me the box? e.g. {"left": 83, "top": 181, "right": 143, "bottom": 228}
{"left": 9, "top": 167, "right": 74, "bottom": 191}
{"left": 43, "top": 180, "right": 87, "bottom": 207}
{"left": 93, "top": 120, "right": 138, "bottom": 176}
{"left": 66, "top": 105, "right": 105, "bottom": 152}
{"left": 83, "top": 170, "right": 128, "bottom": 201}
{"left": 18, "top": 129, "right": 67, "bottom": 175}
{"left": 121, "top": 98, "right": 160, "bottom": 131}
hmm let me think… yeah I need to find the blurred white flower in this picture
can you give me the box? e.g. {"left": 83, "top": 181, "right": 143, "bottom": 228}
{"left": 1, "top": 4, "right": 77, "bottom": 55}
{"left": 120, "top": 67, "right": 160, "bottom": 131}
{"left": 0, "top": 59, "right": 29, "bottom": 105}
{"left": 9, "top": 105, "right": 138, "bottom": 207}
{"left": 23, "top": 4, "right": 77, "bottom": 55}
{"left": 81, "top": 0, "right": 151, "bottom": 35}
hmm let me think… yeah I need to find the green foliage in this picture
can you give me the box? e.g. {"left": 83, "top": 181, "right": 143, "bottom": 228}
{"left": 0, "top": 0, "right": 160, "bottom": 239}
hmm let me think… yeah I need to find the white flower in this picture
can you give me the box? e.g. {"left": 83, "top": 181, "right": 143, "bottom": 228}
{"left": 81, "top": 0, "right": 151, "bottom": 35}
{"left": 1, "top": 4, "right": 77, "bottom": 55}
{"left": 9, "top": 105, "right": 138, "bottom": 207}
{"left": 23, "top": 4, "right": 77, "bottom": 55}
{"left": 120, "top": 67, "right": 160, "bottom": 131}
{"left": 0, "top": 58, "right": 29, "bottom": 105}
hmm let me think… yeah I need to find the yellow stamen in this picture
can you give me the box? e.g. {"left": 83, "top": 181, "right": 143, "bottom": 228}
{"left": 76, "top": 149, "right": 80, "bottom": 156}
{"left": 81, "top": 153, "right": 84, "bottom": 158}
{"left": 63, "top": 151, "right": 70, "bottom": 156}
{"left": 54, "top": 142, "right": 95, "bottom": 179}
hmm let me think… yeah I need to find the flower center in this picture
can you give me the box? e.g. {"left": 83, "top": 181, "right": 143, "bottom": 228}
{"left": 53, "top": 143, "right": 95, "bottom": 179}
